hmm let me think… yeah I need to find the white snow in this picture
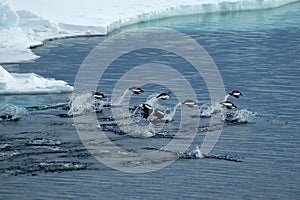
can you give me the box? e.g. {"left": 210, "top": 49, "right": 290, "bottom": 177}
{"left": 0, "top": 0, "right": 298, "bottom": 63}
{"left": 0, "top": 65, "right": 73, "bottom": 94}
{"left": 0, "top": 0, "right": 18, "bottom": 27}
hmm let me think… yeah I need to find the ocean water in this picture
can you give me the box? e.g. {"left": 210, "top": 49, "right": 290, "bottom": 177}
{"left": 1, "top": 2, "right": 300, "bottom": 199}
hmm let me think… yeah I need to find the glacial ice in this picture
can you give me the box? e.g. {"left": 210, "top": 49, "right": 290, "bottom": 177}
{"left": 0, "top": 0, "right": 18, "bottom": 27}
{"left": 0, "top": 65, "right": 73, "bottom": 94}
{"left": 0, "top": 0, "right": 298, "bottom": 63}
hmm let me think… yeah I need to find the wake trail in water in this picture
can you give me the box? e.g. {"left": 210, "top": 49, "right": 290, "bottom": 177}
{"left": 181, "top": 146, "right": 242, "bottom": 162}
{"left": 142, "top": 146, "right": 242, "bottom": 162}
{"left": 26, "top": 103, "right": 69, "bottom": 111}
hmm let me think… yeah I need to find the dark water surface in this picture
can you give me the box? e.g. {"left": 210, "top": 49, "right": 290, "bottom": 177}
{"left": 1, "top": 2, "right": 300, "bottom": 199}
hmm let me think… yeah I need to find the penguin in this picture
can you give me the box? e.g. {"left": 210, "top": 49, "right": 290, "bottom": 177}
{"left": 182, "top": 100, "right": 198, "bottom": 108}
{"left": 219, "top": 101, "right": 237, "bottom": 109}
{"left": 156, "top": 92, "right": 170, "bottom": 100}
{"left": 153, "top": 108, "right": 165, "bottom": 120}
{"left": 228, "top": 90, "right": 243, "bottom": 98}
{"left": 141, "top": 103, "right": 153, "bottom": 119}
{"left": 129, "top": 87, "right": 144, "bottom": 94}
{"left": 92, "top": 92, "right": 106, "bottom": 100}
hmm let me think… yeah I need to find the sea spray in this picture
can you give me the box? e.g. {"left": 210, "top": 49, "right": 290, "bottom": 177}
{"left": 112, "top": 105, "right": 156, "bottom": 138}
{"left": 163, "top": 102, "right": 181, "bottom": 122}
{"left": 145, "top": 93, "right": 160, "bottom": 107}
{"left": 112, "top": 89, "right": 129, "bottom": 106}
{"left": 226, "top": 109, "right": 257, "bottom": 124}
{"left": 67, "top": 92, "right": 105, "bottom": 116}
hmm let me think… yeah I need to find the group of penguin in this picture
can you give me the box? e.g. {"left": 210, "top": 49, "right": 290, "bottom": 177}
{"left": 220, "top": 90, "right": 243, "bottom": 109}
{"left": 91, "top": 87, "right": 243, "bottom": 121}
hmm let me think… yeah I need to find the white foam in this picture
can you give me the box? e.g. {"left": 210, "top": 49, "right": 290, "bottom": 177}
{"left": 0, "top": 65, "right": 73, "bottom": 94}
{"left": 0, "top": 0, "right": 298, "bottom": 63}
{"left": 228, "top": 109, "right": 257, "bottom": 123}
{"left": 67, "top": 92, "right": 95, "bottom": 116}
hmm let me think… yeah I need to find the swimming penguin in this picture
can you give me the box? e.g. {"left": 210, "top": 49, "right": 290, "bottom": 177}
{"left": 92, "top": 92, "right": 106, "bottom": 100}
{"left": 0, "top": 114, "right": 13, "bottom": 120}
{"left": 219, "top": 101, "right": 237, "bottom": 109}
{"left": 228, "top": 90, "right": 243, "bottom": 98}
{"left": 153, "top": 109, "right": 165, "bottom": 120}
{"left": 182, "top": 100, "right": 198, "bottom": 108}
{"left": 156, "top": 92, "right": 170, "bottom": 100}
{"left": 141, "top": 103, "right": 153, "bottom": 119}
{"left": 141, "top": 103, "right": 152, "bottom": 112}
{"left": 140, "top": 104, "right": 165, "bottom": 120}
{"left": 129, "top": 87, "right": 144, "bottom": 94}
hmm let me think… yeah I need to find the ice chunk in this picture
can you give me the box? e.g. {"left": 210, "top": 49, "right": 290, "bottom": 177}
{"left": 0, "top": 0, "right": 19, "bottom": 27}
{"left": 0, "top": 0, "right": 298, "bottom": 63}
{"left": 0, "top": 65, "right": 73, "bottom": 94}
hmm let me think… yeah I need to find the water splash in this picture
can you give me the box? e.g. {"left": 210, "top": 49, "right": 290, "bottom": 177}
{"left": 113, "top": 106, "right": 156, "bottom": 138}
{"left": 181, "top": 146, "right": 242, "bottom": 162}
{"left": 199, "top": 90, "right": 242, "bottom": 118}
{"left": 112, "top": 87, "right": 146, "bottom": 106}
{"left": 112, "top": 89, "right": 130, "bottom": 106}
{"left": 163, "top": 102, "right": 182, "bottom": 122}
{"left": 147, "top": 146, "right": 242, "bottom": 162}
{"left": 199, "top": 102, "right": 225, "bottom": 118}
{"left": 67, "top": 92, "right": 105, "bottom": 116}
{"left": 199, "top": 101, "right": 257, "bottom": 124}
{"left": 225, "top": 109, "right": 257, "bottom": 124}
{"left": 181, "top": 146, "right": 205, "bottom": 159}
{"left": 120, "top": 122, "right": 156, "bottom": 138}
{"left": 145, "top": 93, "right": 160, "bottom": 107}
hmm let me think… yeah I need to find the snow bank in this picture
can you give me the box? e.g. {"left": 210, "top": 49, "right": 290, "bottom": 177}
{"left": 0, "top": 65, "right": 73, "bottom": 94}
{"left": 0, "top": 0, "right": 298, "bottom": 63}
